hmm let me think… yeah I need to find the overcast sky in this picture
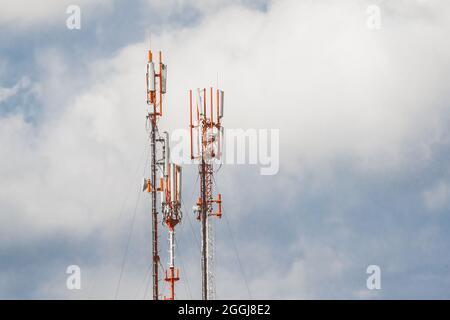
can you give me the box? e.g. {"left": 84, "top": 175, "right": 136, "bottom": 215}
{"left": 1, "top": 0, "right": 450, "bottom": 299}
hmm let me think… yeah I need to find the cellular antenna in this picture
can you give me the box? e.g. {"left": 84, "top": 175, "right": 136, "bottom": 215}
{"left": 143, "top": 48, "right": 169, "bottom": 300}
{"left": 189, "top": 87, "right": 224, "bottom": 300}
{"left": 162, "top": 158, "right": 182, "bottom": 300}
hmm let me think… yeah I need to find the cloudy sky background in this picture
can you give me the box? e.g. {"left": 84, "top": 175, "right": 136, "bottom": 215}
{"left": 1, "top": 0, "right": 450, "bottom": 299}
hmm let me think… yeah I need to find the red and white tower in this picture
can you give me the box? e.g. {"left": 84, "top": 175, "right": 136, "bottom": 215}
{"left": 189, "top": 87, "right": 224, "bottom": 300}
{"left": 162, "top": 137, "right": 182, "bottom": 300}
{"left": 142, "top": 49, "right": 167, "bottom": 300}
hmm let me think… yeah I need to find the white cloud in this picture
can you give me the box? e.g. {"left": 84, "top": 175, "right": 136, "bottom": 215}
{"left": 1, "top": 0, "right": 450, "bottom": 298}
{"left": 143, "top": 0, "right": 267, "bottom": 15}
{"left": 0, "top": 77, "right": 30, "bottom": 102}
{"left": 155, "top": 0, "right": 450, "bottom": 174}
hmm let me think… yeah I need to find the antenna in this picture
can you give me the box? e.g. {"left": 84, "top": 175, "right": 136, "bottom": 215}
{"left": 189, "top": 87, "right": 224, "bottom": 300}
{"left": 147, "top": 30, "right": 152, "bottom": 50}
{"left": 162, "top": 157, "right": 182, "bottom": 300}
{"left": 143, "top": 47, "right": 171, "bottom": 300}
{"left": 216, "top": 72, "right": 219, "bottom": 90}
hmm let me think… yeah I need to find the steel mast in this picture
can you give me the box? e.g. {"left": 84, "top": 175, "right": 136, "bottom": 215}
{"left": 189, "top": 88, "right": 224, "bottom": 300}
{"left": 144, "top": 49, "right": 167, "bottom": 300}
{"left": 162, "top": 160, "right": 182, "bottom": 300}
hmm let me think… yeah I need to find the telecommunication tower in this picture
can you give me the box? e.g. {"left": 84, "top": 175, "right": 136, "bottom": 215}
{"left": 162, "top": 144, "right": 182, "bottom": 300}
{"left": 189, "top": 88, "right": 224, "bottom": 300}
{"left": 142, "top": 50, "right": 169, "bottom": 300}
